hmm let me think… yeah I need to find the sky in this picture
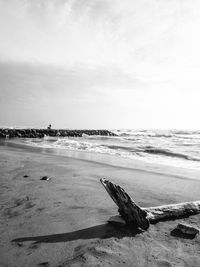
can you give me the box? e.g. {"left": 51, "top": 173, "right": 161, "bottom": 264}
{"left": 0, "top": 0, "right": 200, "bottom": 129}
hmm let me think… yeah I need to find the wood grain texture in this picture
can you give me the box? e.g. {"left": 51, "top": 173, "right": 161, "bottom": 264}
{"left": 100, "top": 178, "right": 150, "bottom": 230}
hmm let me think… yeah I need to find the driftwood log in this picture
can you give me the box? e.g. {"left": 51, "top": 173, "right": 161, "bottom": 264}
{"left": 100, "top": 178, "right": 200, "bottom": 230}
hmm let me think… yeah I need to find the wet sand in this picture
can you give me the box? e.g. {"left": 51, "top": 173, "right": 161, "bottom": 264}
{"left": 0, "top": 145, "right": 200, "bottom": 266}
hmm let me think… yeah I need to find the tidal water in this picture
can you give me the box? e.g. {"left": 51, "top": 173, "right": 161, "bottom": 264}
{"left": 20, "top": 129, "right": 200, "bottom": 171}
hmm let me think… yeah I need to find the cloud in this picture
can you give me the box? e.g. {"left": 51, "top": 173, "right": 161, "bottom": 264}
{"left": 1, "top": 1, "right": 200, "bottom": 128}
{"left": 0, "top": 61, "right": 137, "bottom": 99}
{"left": 1, "top": 0, "right": 200, "bottom": 76}
{"left": 0, "top": 60, "right": 139, "bottom": 128}
{"left": 0, "top": 0, "right": 120, "bottom": 65}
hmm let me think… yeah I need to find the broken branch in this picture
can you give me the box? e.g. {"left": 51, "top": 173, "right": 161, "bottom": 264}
{"left": 100, "top": 178, "right": 200, "bottom": 230}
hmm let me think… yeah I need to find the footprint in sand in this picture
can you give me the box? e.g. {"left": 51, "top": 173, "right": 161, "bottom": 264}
{"left": 4, "top": 197, "right": 35, "bottom": 218}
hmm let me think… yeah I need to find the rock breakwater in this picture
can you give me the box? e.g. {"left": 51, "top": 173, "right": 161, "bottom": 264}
{"left": 0, "top": 129, "right": 116, "bottom": 138}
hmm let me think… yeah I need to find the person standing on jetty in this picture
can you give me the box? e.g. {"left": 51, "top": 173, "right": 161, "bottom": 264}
{"left": 47, "top": 124, "right": 52, "bottom": 130}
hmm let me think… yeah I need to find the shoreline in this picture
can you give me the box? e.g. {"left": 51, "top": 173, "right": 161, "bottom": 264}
{"left": 2, "top": 138, "right": 200, "bottom": 182}
{"left": 0, "top": 145, "right": 200, "bottom": 266}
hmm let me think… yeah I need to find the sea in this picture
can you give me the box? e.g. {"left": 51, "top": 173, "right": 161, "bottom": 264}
{"left": 14, "top": 129, "right": 200, "bottom": 175}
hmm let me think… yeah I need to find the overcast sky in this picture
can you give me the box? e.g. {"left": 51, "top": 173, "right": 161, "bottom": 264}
{"left": 0, "top": 0, "right": 200, "bottom": 129}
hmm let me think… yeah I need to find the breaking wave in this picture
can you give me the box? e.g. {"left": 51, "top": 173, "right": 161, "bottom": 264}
{"left": 143, "top": 147, "right": 200, "bottom": 161}
{"left": 20, "top": 129, "right": 200, "bottom": 170}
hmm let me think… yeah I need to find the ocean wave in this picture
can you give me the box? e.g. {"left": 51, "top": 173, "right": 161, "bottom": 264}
{"left": 83, "top": 135, "right": 122, "bottom": 141}
{"left": 106, "top": 144, "right": 140, "bottom": 153}
{"left": 21, "top": 129, "right": 200, "bottom": 170}
{"left": 24, "top": 138, "right": 118, "bottom": 155}
{"left": 22, "top": 138, "right": 140, "bottom": 160}
{"left": 172, "top": 130, "right": 200, "bottom": 135}
{"left": 143, "top": 146, "right": 200, "bottom": 161}
{"left": 116, "top": 131, "right": 173, "bottom": 138}
{"left": 115, "top": 129, "right": 200, "bottom": 139}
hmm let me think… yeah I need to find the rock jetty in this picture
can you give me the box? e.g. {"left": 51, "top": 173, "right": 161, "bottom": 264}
{"left": 0, "top": 128, "right": 117, "bottom": 138}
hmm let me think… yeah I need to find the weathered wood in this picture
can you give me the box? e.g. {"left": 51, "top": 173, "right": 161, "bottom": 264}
{"left": 100, "top": 178, "right": 150, "bottom": 230}
{"left": 100, "top": 178, "right": 200, "bottom": 230}
{"left": 145, "top": 201, "right": 200, "bottom": 223}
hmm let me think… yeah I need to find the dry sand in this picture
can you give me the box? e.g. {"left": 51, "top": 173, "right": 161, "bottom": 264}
{"left": 0, "top": 145, "right": 200, "bottom": 267}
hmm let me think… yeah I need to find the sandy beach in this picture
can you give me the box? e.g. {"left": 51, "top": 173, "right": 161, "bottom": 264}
{"left": 1, "top": 0, "right": 200, "bottom": 266}
{"left": 0, "top": 145, "right": 200, "bottom": 267}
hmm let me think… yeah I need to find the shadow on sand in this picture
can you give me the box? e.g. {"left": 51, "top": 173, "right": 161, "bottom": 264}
{"left": 12, "top": 223, "right": 142, "bottom": 244}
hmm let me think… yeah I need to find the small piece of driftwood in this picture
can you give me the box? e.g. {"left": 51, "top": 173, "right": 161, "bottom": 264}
{"left": 100, "top": 178, "right": 200, "bottom": 230}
